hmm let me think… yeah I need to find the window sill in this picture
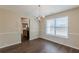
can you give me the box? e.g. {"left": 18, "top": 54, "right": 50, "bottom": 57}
{"left": 46, "top": 34, "right": 68, "bottom": 39}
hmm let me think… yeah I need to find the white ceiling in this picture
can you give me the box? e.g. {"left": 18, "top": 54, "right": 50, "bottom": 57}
{"left": 0, "top": 5, "right": 78, "bottom": 17}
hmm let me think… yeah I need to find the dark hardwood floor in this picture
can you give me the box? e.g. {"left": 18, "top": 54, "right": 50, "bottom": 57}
{"left": 0, "top": 38, "right": 79, "bottom": 53}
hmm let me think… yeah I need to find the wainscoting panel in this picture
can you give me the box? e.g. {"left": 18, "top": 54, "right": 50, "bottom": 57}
{"left": 0, "top": 32, "right": 21, "bottom": 48}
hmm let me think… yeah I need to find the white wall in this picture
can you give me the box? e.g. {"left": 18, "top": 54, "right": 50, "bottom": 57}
{"left": 30, "top": 17, "right": 39, "bottom": 40}
{"left": 0, "top": 9, "right": 21, "bottom": 48}
{"left": 40, "top": 8, "right": 79, "bottom": 49}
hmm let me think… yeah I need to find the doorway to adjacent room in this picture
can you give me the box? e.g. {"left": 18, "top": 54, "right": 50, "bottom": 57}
{"left": 21, "top": 17, "right": 30, "bottom": 42}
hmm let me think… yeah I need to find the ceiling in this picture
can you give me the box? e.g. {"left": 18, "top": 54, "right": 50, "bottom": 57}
{"left": 0, "top": 5, "right": 78, "bottom": 17}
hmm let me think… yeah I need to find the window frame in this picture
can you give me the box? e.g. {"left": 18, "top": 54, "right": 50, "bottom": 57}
{"left": 46, "top": 16, "right": 68, "bottom": 38}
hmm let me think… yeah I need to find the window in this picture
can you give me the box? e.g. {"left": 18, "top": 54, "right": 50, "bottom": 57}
{"left": 46, "top": 16, "right": 68, "bottom": 38}
{"left": 46, "top": 19, "right": 55, "bottom": 35}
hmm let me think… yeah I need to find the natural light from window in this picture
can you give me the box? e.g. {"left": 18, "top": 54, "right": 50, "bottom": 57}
{"left": 46, "top": 16, "right": 68, "bottom": 38}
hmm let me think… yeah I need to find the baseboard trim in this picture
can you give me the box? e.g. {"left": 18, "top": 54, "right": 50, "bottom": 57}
{"left": 0, "top": 32, "right": 21, "bottom": 48}
{"left": 39, "top": 37, "right": 79, "bottom": 50}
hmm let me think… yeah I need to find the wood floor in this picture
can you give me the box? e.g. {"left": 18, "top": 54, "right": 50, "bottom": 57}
{"left": 0, "top": 38, "right": 79, "bottom": 53}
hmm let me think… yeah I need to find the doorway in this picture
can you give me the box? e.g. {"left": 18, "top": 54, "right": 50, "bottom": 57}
{"left": 21, "top": 17, "right": 29, "bottom": 42}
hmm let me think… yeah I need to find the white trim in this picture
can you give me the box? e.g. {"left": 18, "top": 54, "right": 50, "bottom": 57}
{"left": 69, "top": 33, "right": 79, "bottom": 35}
{"left": 0, "top": 32, "right": 21, "bottom": 48}
{"left": 0, "top": 32, "right": 20, "bottom": 35}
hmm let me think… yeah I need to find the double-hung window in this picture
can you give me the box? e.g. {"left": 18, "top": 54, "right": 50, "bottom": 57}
{"left": 46, "top": 16, "right": 68, "bottom": 38}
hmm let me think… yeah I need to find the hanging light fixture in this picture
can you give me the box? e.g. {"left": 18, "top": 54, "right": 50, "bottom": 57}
{"left": 37, "top": 5, "right": 45, "bottom": 21}
{"left": 38, "top": 5, "right": 41, "bottom": 20}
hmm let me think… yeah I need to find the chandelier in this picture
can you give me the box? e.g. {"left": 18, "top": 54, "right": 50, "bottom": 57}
{"left": 36, "top": 5, "right": 45, "bottom": 21}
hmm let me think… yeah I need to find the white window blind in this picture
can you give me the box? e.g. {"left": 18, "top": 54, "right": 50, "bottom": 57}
{"left": 46, "top": 16, "right": 68, "bottom": 38}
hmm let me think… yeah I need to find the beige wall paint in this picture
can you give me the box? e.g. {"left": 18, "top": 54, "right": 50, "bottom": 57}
{"left": 40, "top": 8, "right": 79, "bottom": 49}
{"left": 0, "top": 9, "right": 21, "bottom": 48}
{"left": 0, "top": 8, "right": 40, "bottom": 48}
